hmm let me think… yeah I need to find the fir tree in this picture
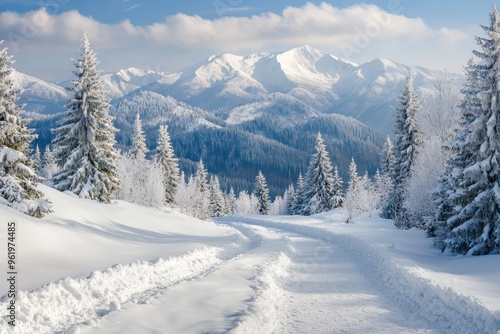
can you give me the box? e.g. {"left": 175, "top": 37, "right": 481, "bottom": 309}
{"left": 155, "top": 125, "right": 179, "bottom": 205}
{"left": 382, "top": 72, "right": 421, "bottom": 227}
{"left": 434, "top": 7, "right": 500, "bottom": 255}
{"left": 32, "top": 145, "right": 41, "bottom": 176}
{"left": 226, "top": 187, "right": 237, "bottom": 215}
{"left": 301, "top": 133, "right": 337, "bottom": 215}
{"left": 291, "top": 173, "right": 305, "bottom": 215}
{"left": 193, "top": 159, "right": 209, "bottom": 219}
{"left": 0, "top": 42, "right": 51, "bottom": 217}
{"left": 254, "top": 170, "right": 270, "bottom": 215}
{"left": 347, "top": 158, "right": 360, "bottom": 194}
{"left": 209, "top": 176, "right": 227, "bottom": 217}
{"left": 285, "top": 184, "right": 296, "bottom": 215}
{"left": 41, "top": 145, "right": 58, "bottom": 180}
{"left": 380, "top": 136, "right": 396, "bottom": 180}
{"left": 52, "top": 33, "right": 119, "bottom": 202}
{"left": 332, "top": 165, "right": 344, "bottom": 208}
{"left": 131, "top": 113, "right": 147, "bottom": 160}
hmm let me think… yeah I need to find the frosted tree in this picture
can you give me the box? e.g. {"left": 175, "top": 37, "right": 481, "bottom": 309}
{"left": 382, "top": 72, "right": 421, "bottom": 228}
{"left": 434, "top": 7, "right": 500, "bottom": 255}
{"left": 380, "top": 136, "right": 396, "bottom": 180}
{"left": 32, "top": 145, "right": 41, "bottom": 175}
{"left": 332, "top": 165, "right": 344, "bottom": 208}
{"left": 193, "top": 159, "right": 209, "bottom": 219}
{"left": 225, "top": 187, "right": 237, "bottom": 215}
{"left": 374, "top": 169, "right": 392, "bottom": 209}
{"left": 302, "top": 133, "right": 337, "bottom": 215}
{"left": 404, "top": 73, "right": 460, "bottom": 228}
{"left": 285, "top": 184, "right": 296, "bottom": 215}
{"left": 41, "top": 145, "right": 58, "bottom": 180}
{"left": 0, "top": 42, "right": 51, "bottom": 217}
{"left": 345, "top": 159, "right": 360, "bottom": 221}
{"left": 115, "top": 152, "right": 165, "bottom": 208}
{"left": 291, "top": 173, "right": 305, "bottom": 215}
{"left": 155, "top": 125, "right": 179, "bottom": 205}
{"left": 235, "top": 190, "right": 253, "bottom": 214}
{"left": 52, "top": 33, "right": 119, "bottom": 203}
{"left": 175, "top": 172, "right": 197, "bottom": 216}
{"left": 208, "top": 175, "right": 227, "bottom": 217}
{"left": 254, "top": 170, "right": 270, "bottom": 215}
{"left": 131, "top": 113, "right": 147, "bottom": 160}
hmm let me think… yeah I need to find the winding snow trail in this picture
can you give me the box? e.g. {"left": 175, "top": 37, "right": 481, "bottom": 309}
{"left": 6, "top": 214, "right": 499, "bottom": 333}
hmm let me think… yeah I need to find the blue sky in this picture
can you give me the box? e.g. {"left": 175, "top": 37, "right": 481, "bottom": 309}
{"left": 0, "top": 0, "right": 495, "bottom": 81}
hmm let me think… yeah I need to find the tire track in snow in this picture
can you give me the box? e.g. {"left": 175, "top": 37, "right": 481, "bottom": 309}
{"left": 231, "top": 217, "right": 500, "bottom": 334}
{"left": 0, "top": 226, "right": 262, "bottom": 334}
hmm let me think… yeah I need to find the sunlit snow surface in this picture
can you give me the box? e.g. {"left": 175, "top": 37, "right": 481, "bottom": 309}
{"left": 0, "top": 186, "right": 499, "bottom": 333}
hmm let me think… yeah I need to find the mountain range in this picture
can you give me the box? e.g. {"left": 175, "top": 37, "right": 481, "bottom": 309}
{"left": 14, "top": 46, "right": 464, "bottom": 196}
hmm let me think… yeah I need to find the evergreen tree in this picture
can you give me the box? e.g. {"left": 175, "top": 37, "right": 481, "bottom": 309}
{"left": 131, "top": 113, "right": 147, "bottom": 160}
{"left": 0, "top": 42, "right": 51, "bottom": 217}
{"left": 193, "top": 159, "right": 209, "bottom": 219}
{"left": 380, "top": 136, "right": 396, "bottom": 180}
{"left": 209, "top": 175, "right": 227, "bottom": 217}
{"left": 302, "top": 133, "right": 337, "bottom": 215}
{"left": 291, "top": 173, "right": 305, "bottom": 215}
{"left": 41, "top": 145, "right": 58, "bottom": 180}
{"left": 285, "top": 184, "right": 296, "bottom": 215}
{"left": 332, "top": 165, "right": 344, "bottom": 208}
{"left": 195, "top": 159, "right": 209, "bottom": 193}
{"left": 52, "top": 33, "right": 119, "bottom": 202}
{"left": 434, "top": 7, "right": 500, "bottom": 255}
{"left": 382, "top": 72, "right": 421, "bottom": 227}
{"left": 254, "top": 170, "right": 270, "bottom": 215}
{"left": 226, "top": 187, "right": 237, "bottom": 215}
{"left": 347, "top": 158, "right": 360, "bottom": 194}
{"left": 32, "top": 145, "right": 41, "bottom": 176}
{"left": 155, "top": 125, "right": 179, "bottom": 205}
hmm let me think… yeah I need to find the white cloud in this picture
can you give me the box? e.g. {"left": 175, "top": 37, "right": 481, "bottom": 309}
{"left": 0, "top": 3, "right": 469, "bottom": 52}
{"left": 0, "top": 2, "right": 473, "bottom": 79}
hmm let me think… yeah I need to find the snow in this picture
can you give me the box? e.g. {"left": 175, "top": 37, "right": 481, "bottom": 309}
{"left": 1, "top": 187, "right": 499, "bottom": 333}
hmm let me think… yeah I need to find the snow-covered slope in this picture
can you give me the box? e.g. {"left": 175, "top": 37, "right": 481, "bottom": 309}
{"left": 144, "top": 45, "right": 358, "bottom": 112}
{"left": 12, "top": 71, "right": 68, "bottom": 114}
{"left": 2, "top": 187, "right": 498, "bottom": 333}
{"left": 100, "top": 68, "right": 176, "bottom": 100}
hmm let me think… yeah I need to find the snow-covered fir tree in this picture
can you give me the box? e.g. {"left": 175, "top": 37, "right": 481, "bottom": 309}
{"left": 208, "top": 175, "right": 227, "bottom": 217}
{"left": 52, "top": 33, "right": 119, "bottom": 203}
{"left": 345, "top": 158, "right": 361, "bottom": 221}
{"left": 155, "top": 125, "right": 179, "bottom": 206}
{"left": 405, "top": 73, "right": 460, "bottom": 229}
{"left": 382, "top": 72, "right": 421, "bottom": 228}
{"left": 332, "top": 165, "right": 344, "bottom": 208}
{"left": 32, "top": 145, "right": 41, "bottom": 175}
{"left": 380, "top": 136, "right": 396, "bottom": 180}
{"left": 193, "top": 159, "right": 210, "bottom": 219}
{"left": 431, "top": 58, "right": 482, "bottom": 241}
{"left": 131, "top": 113, "right": 147, "bottom": 160}
{"left": 291, "top": 173, "right": 305, "bottom": 215}
{"left": 225, "top": 187, "right": 237, "bottom": 215}
{"left": 301, "top": 133, "right": 337, "bottom": 215}
{"left": 434, "top": 7, "right": 500, "bottom": 255}
{"left": 0, "top": 42, "right": 51, "bottom": 217}
{"left": 41, "top": 145, "right": 58, "bottom": 180}
{"left": 285, "top": 184, "right": 296, "bottom": 215}
{"left": 254, "top": 170, "right": 270, "bottom": 215}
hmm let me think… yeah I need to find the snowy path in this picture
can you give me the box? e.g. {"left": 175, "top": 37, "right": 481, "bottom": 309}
{"left": 273, "top": 233, "right": 435, "bottom": 333}
{"left": 3, "top": 214, "right": 499, "bottom": 333}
